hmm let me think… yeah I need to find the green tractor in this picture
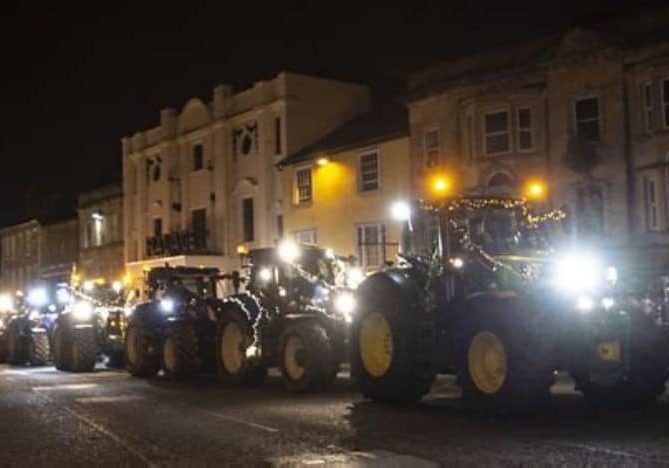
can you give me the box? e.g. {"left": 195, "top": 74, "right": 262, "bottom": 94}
{"left": 351, "top": 197, "right": 669, "bottom": 408}
{"left": 0, "top": 289, "right": 51, "bottom": 366}
{"left": 215, "top": 243, "right": 357, "bottom": 392}
{"left": 52, "top": 284, "right": 127, "bottom": 372}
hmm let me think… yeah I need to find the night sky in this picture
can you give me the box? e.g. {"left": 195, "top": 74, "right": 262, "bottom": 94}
{"left": 0, "top": 1, "right": 665, "bottom": 226}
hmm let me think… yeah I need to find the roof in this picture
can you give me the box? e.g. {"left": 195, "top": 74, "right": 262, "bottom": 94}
{"left": 279, "top": 104, "right": 408, "bottom": 168}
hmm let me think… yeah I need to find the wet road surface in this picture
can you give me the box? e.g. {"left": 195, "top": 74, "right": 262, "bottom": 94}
{"left": 1, "top": 364, "right": 668, "bottom": 466}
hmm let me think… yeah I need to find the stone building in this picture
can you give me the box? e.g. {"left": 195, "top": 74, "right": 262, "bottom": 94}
{"left": 40, "top": 218, "right": 79, "bottom": 286}
{"left": 279, "top": 105, "right": 410, "bottom": 270}
{"left": 122, "top": 71, "right": 369, "bottom": 287}
{"left": 0, "top": 220, "right": 40, "bottom": 293}
{"left": 77, "top": 184, "right": 124, "bottom": 284}
{"left": 407, "top": 13, "right": 669, "bottom": 277}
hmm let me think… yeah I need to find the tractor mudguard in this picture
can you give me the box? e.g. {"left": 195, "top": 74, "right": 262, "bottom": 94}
{"left": 358, "top": 269, "right": 422, "bottom": 317}
{"left": 222, "top": 294, "right": 261, "bottom": 323}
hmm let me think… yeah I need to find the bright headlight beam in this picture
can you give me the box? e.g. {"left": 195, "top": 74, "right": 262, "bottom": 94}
{"left": 27, "top": 288, "right": 48, "bottom": 307}
{"left": 554, "top": 254, "right": 601, "bottom": 293}
{"left": 334, "top": 292, "right": 357, "bottom": 323}
{"left": 391, "top": 201, "right": 411, "bottom": 221}
{"left": 258, "top": 267, "right": 273, "bottom": 282}
{"left": 277, "top": 240, "right": 301, "bottom": 263}
{"left": 160, "top": 298, "right": 175, "bottom": 313}
{"left": 73, "top": 301, "right": 94, "bottom": 321}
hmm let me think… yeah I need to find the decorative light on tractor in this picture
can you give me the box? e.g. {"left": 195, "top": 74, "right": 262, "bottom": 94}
{"left": 112, "top": 281, "right": 123, "bottom": 293}
{"left": 429, "top": 174, "right": 452, "bottom": 199}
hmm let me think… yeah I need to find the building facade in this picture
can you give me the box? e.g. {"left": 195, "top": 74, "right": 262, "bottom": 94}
{"left": 40, "top": 218, "right": 79, "bottom": 286}
{"left": 407, "top": 18, "right": 669, "bottom": 277}
{"left": 0, "top": 220, "right": 40, "bottom": 293}
{"left": 77, "top": 184, "right": 124, "bottom": 285}
{"left": 280, "top": 106, "right": 410, "bottom": 270}
{"left": 122, "top": 72, "right": 369, "bottom": 287}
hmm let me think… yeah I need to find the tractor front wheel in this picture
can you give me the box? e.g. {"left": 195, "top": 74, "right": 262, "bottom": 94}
{"left": 53, "top": 323, "right": 72, "bottom": 371}
{"left": 278, "top": 321, "right": 337, "bottom": 392}
{"left": 69, "top": 327, "right": 98, "bottom": 372}
{"left": 28, "top": 330, "right": 50, "bottom": 366}
{"left": 161, "top": 323, "right": 200, "bottom": 379}
{"left": 125, "top": 321, "right": 158, "bottom": 378}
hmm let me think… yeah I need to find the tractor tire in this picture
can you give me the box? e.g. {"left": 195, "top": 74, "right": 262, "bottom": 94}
{"left": 0, "top": 332, "right": 8, "bottom": 363}
{"left": 7, "top": 321, "right": 27, "bottom": 365}
{"left": 278, "top": 321, "right": 337, "bottom": 392}
{"left": 576, "top": 311, "right": 669, "bottom": 406}
{"left": 125, "top": 321, "right": 159, "bottom": 378}
{"left": 106, "top": 350, "right": 125, "bottom": 369}
{"left": 28, "top": 330, "right": 50, "bottom": 366}
{"left": 351, "top": 282, "right": 435, "bottom": 403}
{"left": 161, "top": 323, "right": 200, "bottom": 379}
{"left": 69, "top": 327, "right": 98, "bottom": 373}
{"left": 455, "top": 298, "right": 554, "bottom": 411}
{"left": 216, "top": 305, "right": 267, "bottom": 386}
{"left": 53, "top": 323, "right": 72, "bottom": 371}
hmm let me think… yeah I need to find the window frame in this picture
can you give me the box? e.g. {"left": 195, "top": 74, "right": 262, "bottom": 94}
{"left": 191, "top": 207, "right": 207, "bottom": 250}
{"left": 573, "top": 95, "right": 601, "bottom": 142}
{"left": 644, "top": 175, "right": 660, "bottom": 231}
{"left": 423, "top": 128, "right": 440, "bottom": 168}
{"left": 661, "top": 77, "right": 669, "bottom": 129}
{"left": 274, "top": 116, "right": 282, "bottom": 155}
{"left": 482, "top": 108, "right": 511, "bottom": 156}
{"left": 293, "top": 165, "right": 313, "bottom": 205}
{"left": 516, "top": 106, "right": 534, "bottom": 153}
{"left": 355, "top": 223, "right": 387, "bottom": 270}
{"left": 358, "top": 149, "right": 381, "bottom": 193}
{"left": 192, "top": 142, "right": 205, "bottom": 172}
{"left": 642, "top": 81, "right": 654, "bottom": 134}
{"left": 293, "top": 229, "right": 318, "bottom": 246}
{"left": 241, "top": 197, "right": 255, "bottom": 242}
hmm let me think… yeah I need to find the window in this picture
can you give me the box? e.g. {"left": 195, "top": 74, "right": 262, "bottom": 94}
{"left": 663, "top": 78, "right": 669, "bottom": 128}
{"left": 356, "top": 223, "right": 387, "bottom": 269}
{"left": 275, "top": 117, "right": 282, "bottom": 155}
{"left": 358, "top": 150, "right": 379, "bottom": 192}
{"left": 483, "top": 110, "right": 510, "bottom": 155}
{"left": 516, "top": 107, "right": 533, "bottom": 151}
{"left": 294, "top": 229, "right": 318, "bottom": 246}
{"left": 424, "top": 129, "right": 440, "bottom": 167}
{"left": 276, "top": 215, "right": 284, "bottom": 238}
{"left": 642, "top": 81, "right": 654, "bottom": 133}
{"left": 192, "top": 144, "right": 204, "bottom": 171}
{"left": 574, "top": 96, "right": 600, "bottom": 142}
{"left": 242, "top": 198, "right": 254, "bottom": 242}
{"left": 294, "top": 167, "right": 312, "bottom": 204}
{"left": 644, "top": 176, "right": 660, "bottom": 231}
{"left": 153, "top": 218, "right": 162, "bottom": 238}
{"left": 192, "top": 209, "right": 207, "bottom": 250}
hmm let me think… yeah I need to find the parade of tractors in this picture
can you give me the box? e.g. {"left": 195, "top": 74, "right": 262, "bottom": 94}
{"left": 1, "top": 179, "right": 668, "bottom": 412}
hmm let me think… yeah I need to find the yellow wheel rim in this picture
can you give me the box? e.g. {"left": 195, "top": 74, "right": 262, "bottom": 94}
{"left": 468, "top": 331, "right": 507, "bottom": 394}
{"left": 221, "top": 322, "right": 244, "bottom": 375}
{"left": 283, "top": 335, "right": 305, "bottom": 381}
{"left": 359, "top": 312, "right": 393, "bottom": 378}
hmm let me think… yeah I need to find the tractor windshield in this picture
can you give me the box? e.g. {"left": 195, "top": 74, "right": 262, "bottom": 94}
{"left": 297, "top": 249, "right": 335, "bottom": 283}
{"left": 174, "top": 276, "right": 217, "bottom": 300}
{"left": 400, "top": 208, "right": 441, "bottom": 257}
{"left": 466, "top": 207, "right": 551, "bottom": 256}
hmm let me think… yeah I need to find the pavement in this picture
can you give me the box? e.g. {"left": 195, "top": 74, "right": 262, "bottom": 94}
{"left": 1, "top": 365, "right": 668, "bottom": 467}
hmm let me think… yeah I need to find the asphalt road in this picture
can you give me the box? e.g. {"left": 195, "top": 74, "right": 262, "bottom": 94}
{"left": 1, "top": 365, "right": 668, "bottom": 467}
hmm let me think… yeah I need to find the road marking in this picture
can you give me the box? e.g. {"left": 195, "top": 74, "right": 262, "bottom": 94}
{"left": 32, "top": 389, "right": 155, "bottom": 467}
{"left": 32, "top": 383, "right": 98, "bottom": 391}
{"left": 204, "top": 410, "right": 279, "bottom": 433}
{"left": 552, "top": 441, "right": 656, "bottom": 461}
{"left": 268, "top": 450, "right": 438, "bottom": 467}
{"left": 76, "top": 395, "right": 145, "bottom": 404}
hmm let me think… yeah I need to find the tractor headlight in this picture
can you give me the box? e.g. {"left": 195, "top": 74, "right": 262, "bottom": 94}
{"left": 56, "top": 288, "right": 71, "bottom": 304}
{"left": 28, "top": 310, "right": 41, "bottom": 321}
{"left": 554, "top": 253, "right": 611, "bottom": 293}
{"left": 160, "top": 298, "right": 175, "bottom": 313}
{"left": 345, "top": 267, "right": 365, "bottom": 290}
{"left": 334, "top": 292, "right": 357, "bottom": 323}
{"left": 27, "top": 288, "right": 48, "bottom": 307}
{"left": 258, "top": 267, "right": 273, "bottom": 283}
{"left": 278, "top": 240, "right": 301, "bottom": 263}
{"left": 72, "top": 301, "right": 94, "bottom": 321}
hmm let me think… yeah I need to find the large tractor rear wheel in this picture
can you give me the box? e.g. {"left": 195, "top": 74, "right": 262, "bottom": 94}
{"left": 352, "top": 281, "right": 435, "bottom": 403}
{"left": 125, "top": 321, "right": 159, "bottom": 378}
{"left": 456, "top": 299, "right": 553, "bottom": 411}
{"left": 216, "top": 306, "right": 267, "bottom": 386}
{"left": 53, "top": 323, "right": 72, "bottom": 371}
{"left": 278, "top": 321, "right": 337, "bottom": 392}
{"left": 161, "top": 323, "right": 200, "bottom": 379}
{"left": 69, "top": 327, "right": 98, "bottom": 372}
{"left": 576, "top": 311, "right": 669, "bottom": 406}
{"left": 28, "top": 330, "right": 50, "bottom": 366}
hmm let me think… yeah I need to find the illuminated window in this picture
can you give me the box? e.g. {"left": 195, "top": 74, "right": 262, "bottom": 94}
{"left": 358, "top": 150, "right": 379, "bottom": 192}
{"left": 644, "top": 176, "right": 660, "bottom": 231}
{"left": 642, "top": 81, "right": 654, "bottom": 133}
{"left": 356, "top": 223, "right": 387, "bottom": 269}
{"left": 483, "top": 110, "right": 510, "bottom": 155}
{"left": 424, "top": 129, "right": 440, "bottom": 167}
{"left": 294, "top": 167, "right": 312, "bottom": 204}
{"left": 574, "top": 96, "right": 600, "bottom": 142}
{"left": 517, "top": 107, "right": 533, "bottom": 151}
{"left": 294, "top": 229, "right": 318, "bottom": 246}
{"left": 192, "top": 144, "right": 204, "bottom": 171}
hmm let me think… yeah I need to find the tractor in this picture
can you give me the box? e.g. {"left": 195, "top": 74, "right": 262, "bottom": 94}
{"left": 351, "top": 196, "right": 669, "bottom": 408}
{"left": 52, "top": 283, "right": 127, "bottom": 372}
{"left": 215, "top": 243, "right": 357, "bottom": 392}
{"left": 0, "top": 289, "right": 51, "bottom": 366}
{"left": 124, "top": 266, "right": 221, "bottom": 379}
